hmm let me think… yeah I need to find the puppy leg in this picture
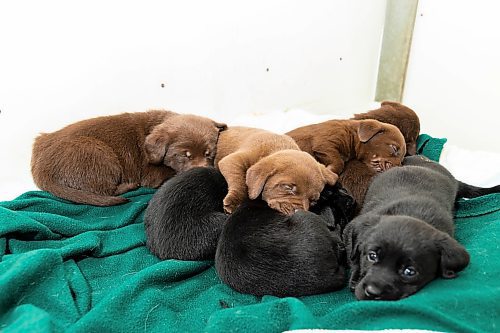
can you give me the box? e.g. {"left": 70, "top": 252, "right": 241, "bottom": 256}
{"left": 141, "top": 164, "right": 176, "bottom": 188}
{"left": 218, "top": 152, "right": 253, "bottom": 214}
{"left": 314, "top": 150, "right": 345, "bottom": 175}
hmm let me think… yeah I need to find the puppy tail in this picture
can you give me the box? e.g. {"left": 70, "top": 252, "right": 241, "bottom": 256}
{"left": 40, "top": 181, "right": 129, "bottom": 206}
{"left": 456, "top": 181, "right": 500, "bottom": 199}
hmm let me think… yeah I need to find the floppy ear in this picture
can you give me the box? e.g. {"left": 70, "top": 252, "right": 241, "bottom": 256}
{"left": 214, "top": 122, "right": 227, "bottom": 132}
{"left": 435, "top": 233, "right": 470, "bottom": 279}
{"left": 145, "top": 124, "right": 171, "bottom": 165}
{"left": 357, "top": 120, "right": 384, "bottom": 143}
{"left": 321, "top": 164, "right": 339, "bottom": 185}
{"left": 246, "top": 160, "right": 275, "bottom": 199}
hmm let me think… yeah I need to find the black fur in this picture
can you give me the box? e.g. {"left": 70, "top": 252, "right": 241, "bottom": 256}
{"left": 343, "top": 155, "right": 471, "bottom": 300}
{"left": 144, "top": 167, "right": 228, "bottom": 260}
{"left": 215, "top": 183, "right": 355, "bottom": 297}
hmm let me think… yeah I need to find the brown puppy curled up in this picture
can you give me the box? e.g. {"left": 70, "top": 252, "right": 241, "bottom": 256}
{"left": 352, "top": 101, "right": 420, "bottom": 156}
{"left": 31, "top": 110, "right": 226, "bottom": 206}
{"left": 339, "top": 101, "right": 421, "bottom": 209}
{"left": 286, "top": 118, "right": 406, "bottom": 176}
{"left": 215, "top": 126, "right": 338, "bottom": 215}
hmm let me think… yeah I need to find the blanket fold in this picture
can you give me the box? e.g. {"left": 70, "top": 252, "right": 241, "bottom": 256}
{"left": 1, "top": 135, "right": 499, "bottom": 333}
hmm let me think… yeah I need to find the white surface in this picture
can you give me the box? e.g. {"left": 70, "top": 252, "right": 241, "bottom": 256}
{"left": 0, "top": 0, "right": 387, "bottom": 202}
{"left": 403, "top": 0, "right": 500, "bottom": 153}
{"left": 1, "top": 1, "right": 500, "bottom": 201}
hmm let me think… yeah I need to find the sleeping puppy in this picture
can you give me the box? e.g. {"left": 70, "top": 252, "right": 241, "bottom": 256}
{"left": 31, "top": 111, "right": 226, "bottom": 206}
{"left": 144, "top": 167, "right": 228, "bottom": 260}
{"left": 343, "top": 155, "right": 472, "bottom": 301}
{"left": 352, "top": 101, "right": 420, "bottom": 156}
{"left": 286, "top": 119, "right": 406, "bottom": 176}
{"left": 339, "top": 101, "right": 420, "bottom": 210}
{"left": 215, "top": 183, "right": 356, "bottom": 297}
{"left": 215, "top": 126, "right": 338, "bottom": 215}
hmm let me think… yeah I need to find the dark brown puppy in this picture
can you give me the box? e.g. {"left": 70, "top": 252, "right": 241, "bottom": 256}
{"left": 339, "top": 101, "right": 420, "bottom": 209}
{"left": 286, "top": 119, "right": 406, "bottom": 176}
{"left": 31, "top": 110, "right": 226, "bottom": 206}
{"left": 215, "top": 126, "right": 338, "bottom": 215}
{"left": 353, "top": 101, "right": 420, "bottom": 156}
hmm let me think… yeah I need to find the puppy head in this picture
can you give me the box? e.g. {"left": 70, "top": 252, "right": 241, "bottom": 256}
{"left": 354, "top": 101, "right": 420, "bottom": 156}
{"left": 349, "top": 215, "right": 469, "bottom": 301}
{"left": 246, "top": 150, "right": 338, "bottom": 215}
{"left": 145, "top": 114, "right": 227, "bottom": 173}
{"left": 355, "top": 119, "right": 406, "bottom": 173}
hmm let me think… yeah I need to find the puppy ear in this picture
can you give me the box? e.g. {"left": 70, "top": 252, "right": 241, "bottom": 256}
{"left": 357, "top": 120, "right": 384, "bottom": 143}
{"left": 321, "top": 164, "right": 339, "bottom": 185}
{"left": 214, "top": 122, "right": 227, "bottom": 132}
{"left": 435, "top": 233, "right": 470, "bottom": 279}
{"left": 246, "top": 160, "right": 275, "bottom": 199}
{"left": 145, "top": 124, "right": 171, "bottom": 165}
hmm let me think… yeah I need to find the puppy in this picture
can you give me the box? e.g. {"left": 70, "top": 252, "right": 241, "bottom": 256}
{"left": 353, "top": 101, "right": 420, "bottom": 156}
{"left": 144, "top": 167, "right": 228, "bottom": 260}
{"left": 343, "top": 156, "right": 473, "bottom": 301}
{"left": 31, "top": 111, "right": 226, "bottom": 206}
{"left": 335, "top": 102, "right": 419, "bottom": 210}
{"left": 286, "top": 119, "right": 406, "bottom": 176}
{"left": 215, "top": 126, "right": 338, "bottom": 215}
{"left": 215, "top": 183, "right": 356, "bottom": 297}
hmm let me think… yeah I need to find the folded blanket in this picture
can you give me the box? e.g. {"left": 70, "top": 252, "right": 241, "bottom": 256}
{"left": 0, "top": 136, "right": 498, "bottom": 333}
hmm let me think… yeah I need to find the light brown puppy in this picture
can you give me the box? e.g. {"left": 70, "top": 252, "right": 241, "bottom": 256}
{"left": 215, "top": 126, "right": 338, "bottom": 215}
{"left": 286, "top": 119, "right": 406, "bottom": 176}
{"left": 353, "top": 101, "right": 420, "bottom": 156}
{"left": 31, "top": 110, "right": 226, "bottom": 206}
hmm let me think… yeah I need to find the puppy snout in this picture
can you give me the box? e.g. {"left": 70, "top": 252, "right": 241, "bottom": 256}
{"left": 364, "top": 284, "right": 383, "bottom": 299}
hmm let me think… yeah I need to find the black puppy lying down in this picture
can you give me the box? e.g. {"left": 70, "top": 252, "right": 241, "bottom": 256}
{"left": 343, "top": 155, "right": 500, "bottom": 301}
{"left": 215, "top": 184, "right": 356, "bottom": 297}
{"left": 144, "top": 167, "right": 228, "bottom": 260}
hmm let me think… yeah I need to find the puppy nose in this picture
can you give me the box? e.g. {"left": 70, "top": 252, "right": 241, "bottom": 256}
{"left": 364, "top": 284, "right": 383, "bottom": 298}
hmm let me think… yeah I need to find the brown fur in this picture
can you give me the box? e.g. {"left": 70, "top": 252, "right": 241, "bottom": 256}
{"left": 286, "top": 119, "right": 406, "bottom": 176}
{"left": 353, "top": 101, "right": 420, "bottom": 156}
{"left": 31, "top": 110, "right": 226, "bottom": 206}
{"left": 339, "top": 101, "right": 421, "bottom": 211}
{"left": 214, "top": 126, "right": 338, "bottom": 215}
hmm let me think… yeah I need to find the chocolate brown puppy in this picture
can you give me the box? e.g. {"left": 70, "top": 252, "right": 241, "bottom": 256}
{"left": 353, "top": 101, "right": 420, "bottom": 156}
{"left": 31, "top": 110, "right": 226, "bottom": 206}
{"left": 286, "top": 119, "right": 406, "bottom": 176}
{"left": 339, "top": 101, "right": 420, "bottom": 210}
{"left": 215, "top": 126, "right": 338, "bottom": 215}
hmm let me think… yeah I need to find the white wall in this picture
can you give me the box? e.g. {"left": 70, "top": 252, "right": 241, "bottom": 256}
{"left": 403, "top": 0, "right": 500, "bottom": 153}
{"left": 0, "top": 0, "right": 388, "bottom": 200}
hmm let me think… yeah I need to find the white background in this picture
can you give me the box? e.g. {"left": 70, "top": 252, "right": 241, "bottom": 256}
{"left": 1, "top": 0, "right": 499, "bottom": 201}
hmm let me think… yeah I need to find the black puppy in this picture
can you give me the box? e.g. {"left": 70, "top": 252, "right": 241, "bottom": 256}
{"left": 144, "top": 167, "right": 228, "bottom": 260}
{"left": 215, "top": 183, "right": 356, "bottom": 297}
{"left": 343, "top": 155, "right": 500, "bottom": 301}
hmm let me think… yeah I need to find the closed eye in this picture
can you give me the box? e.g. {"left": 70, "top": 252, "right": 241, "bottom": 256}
{"left": 390, "top": 144, "right": 399, "bottom": 156}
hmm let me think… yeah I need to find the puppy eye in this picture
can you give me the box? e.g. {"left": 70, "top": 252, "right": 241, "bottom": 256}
{"left": 390, "top": 144, "right": 399, "bottom": 156}
{"left": 280, "top": 184, "right": 297, "bottom": 194}
{"left": 367, "top": 251, "right": 378, "bottom": 262}
{"left": 401, "top": 266, "right": 417, "bottom": 277}
{"left": 184, "top": 151, "right": 191, "bottom": 158}
{"left": 204, "top": 150, "right": 211, "bottom": 157}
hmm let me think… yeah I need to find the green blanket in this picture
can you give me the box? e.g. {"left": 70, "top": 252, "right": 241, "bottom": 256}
{"left": 1, "top": 136, "right": 499, "bottom": 333}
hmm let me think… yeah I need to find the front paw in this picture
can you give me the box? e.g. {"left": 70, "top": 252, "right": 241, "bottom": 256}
{"left": 223, "top": 194, "right": 240, "bottom": 214}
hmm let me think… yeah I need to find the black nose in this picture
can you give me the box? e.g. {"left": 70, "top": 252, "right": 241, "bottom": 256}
{"left": 364, "top": 284, "right": 382, "bottom": 298}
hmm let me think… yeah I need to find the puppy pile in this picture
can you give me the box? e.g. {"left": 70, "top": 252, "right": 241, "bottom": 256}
{"left": 30, "top": 102, "right": 500, "bottom": 300}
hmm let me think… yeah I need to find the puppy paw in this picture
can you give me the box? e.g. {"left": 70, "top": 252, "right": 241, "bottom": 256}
{"left": 223, "top": 194, "right": 240, "bottom": 214}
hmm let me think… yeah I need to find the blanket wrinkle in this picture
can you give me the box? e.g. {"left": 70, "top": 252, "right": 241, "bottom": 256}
{"left": 0, "top": 135, "right": 498, "bottom": 333}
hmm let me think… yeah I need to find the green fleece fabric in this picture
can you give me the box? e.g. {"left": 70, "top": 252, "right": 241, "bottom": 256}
{"left": 1, "top": 136, "right": 498, "bottom": 333}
